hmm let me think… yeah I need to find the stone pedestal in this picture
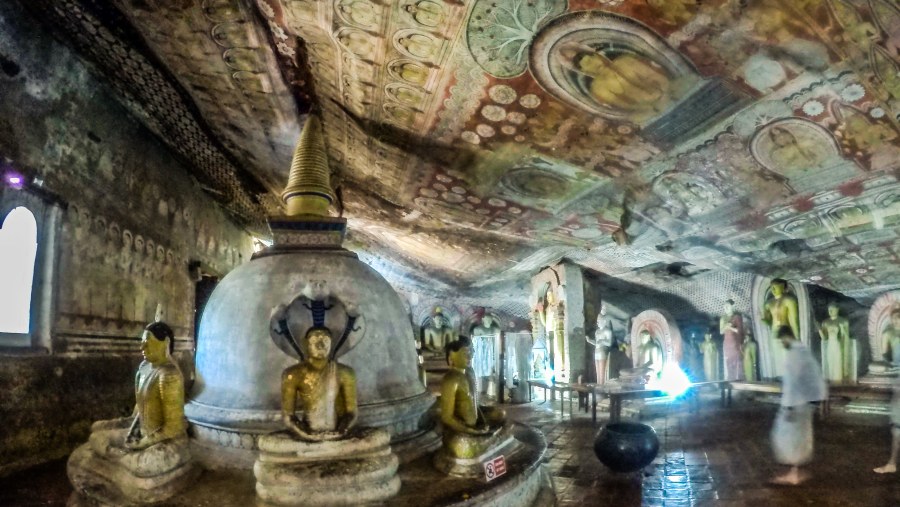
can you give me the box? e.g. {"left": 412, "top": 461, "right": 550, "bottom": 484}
{"left": 254, "top": 428, "right": 400, "bottom": 506}
{"left": 433, "top": 425, "right": 519, "bottom": 479}
{"left": 67, "top": 431, "right": 198, "bottom": 506}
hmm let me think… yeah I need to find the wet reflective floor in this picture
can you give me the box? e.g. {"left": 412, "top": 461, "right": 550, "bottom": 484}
{"left": 1, "top": 392, "right": 897, "bottom": 506}
{"left": 507, "top": 391, "right": 899, "bottom": 506}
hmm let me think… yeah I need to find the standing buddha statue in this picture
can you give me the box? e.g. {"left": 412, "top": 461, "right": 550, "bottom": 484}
{"left": 719, "top": 299, "right": 744, "bottom": 380}
{"left": 818, "top": 303, "right": 856, "bottom": 384}
{"left": 636, "top": 329, "right": 664, "bottom": 379}
{"left": 743, "top": 329, "right": 759, "bottom": 382}
{"left": 586, "top": 303, "right": 614, "bottom": 384}
{"left": 762, "top": 278, "right": 800, "bottom": 377}
{"left": 699, "top": 331, "right": 720, "bottom": 381}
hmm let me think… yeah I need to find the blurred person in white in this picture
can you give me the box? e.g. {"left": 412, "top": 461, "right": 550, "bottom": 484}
{"left": 770, "top": 325, "right": 827, "bottom": 485}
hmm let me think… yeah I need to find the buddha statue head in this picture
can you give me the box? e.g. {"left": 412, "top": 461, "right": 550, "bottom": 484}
{"left": 141, "top": 321, "right": 174, "bottom": 364}
{"left": 599, "top": 303, "right": 607, "bottom": 316}
{"left": 640, "top": 329, "right": 653, "bottom": 345}
{"left": 446, "top": 337, "right": 472, "bottom": 369}
{"left": 481, "top": 314, "right": 495, "bottom": 330}
{"left": 306, "top": 326, "right": 332, "bottom": 362}
{"left": 827, "top": 302, "right": 841, "bottom": 320}
{"left": 771, "top": 278, "right": 788, "bottom": 298}
{"left": 433, "top": 307, "right": 448, "bottom": 329}
{"left": 724, "top": 299, "right": 735, "bottom": 315}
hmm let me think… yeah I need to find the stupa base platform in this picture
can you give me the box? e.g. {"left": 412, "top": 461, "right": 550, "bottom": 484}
{"left": 70, "top": 423, "right": 552, "bottom": 507}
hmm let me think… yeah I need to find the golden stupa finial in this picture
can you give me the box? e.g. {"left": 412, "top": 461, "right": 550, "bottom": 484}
{"left": 282, "top": 115, "right": 335, "bottom": 217}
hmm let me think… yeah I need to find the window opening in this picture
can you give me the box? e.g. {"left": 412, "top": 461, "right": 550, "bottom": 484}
{"left": 0, "top": 206, "right": 37, "bottom": 334}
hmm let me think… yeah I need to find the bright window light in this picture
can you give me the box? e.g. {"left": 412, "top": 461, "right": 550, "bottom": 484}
{"left": 0, "top": 207, "right": 37, "bottom": 334}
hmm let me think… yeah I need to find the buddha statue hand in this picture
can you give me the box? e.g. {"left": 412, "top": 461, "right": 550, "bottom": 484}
{"left": 335, "top": 412, "right": 357, "bottom": 435}
{"left": 124, "top": 429, "right": 165, "bottom": 451}
{"left": 284, "top": 415, "right": 344, "bottom": 442}
{"left": 465, "top": 424, "right": 493, "bottom": 436}
{"left": 90, "top": 415, "right": 133, "bottom": 433}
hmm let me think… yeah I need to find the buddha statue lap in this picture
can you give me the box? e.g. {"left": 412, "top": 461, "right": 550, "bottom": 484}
{"left": 254, "top": 327, "right": 400, "bottom": 506}
{"left": 68, "top": 321, "right": 198, "bottom": 506}
{"left": 434, "top": 338, "right": 514, "bottom": 478}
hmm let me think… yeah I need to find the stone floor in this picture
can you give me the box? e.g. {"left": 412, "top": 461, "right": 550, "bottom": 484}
{"left": 1, "top": 391, "right": 898, "bottom": 506}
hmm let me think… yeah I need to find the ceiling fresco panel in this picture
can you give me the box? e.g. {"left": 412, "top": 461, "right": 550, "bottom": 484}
{"left": 24, "top": 0, "right": 900, "bottom": 302}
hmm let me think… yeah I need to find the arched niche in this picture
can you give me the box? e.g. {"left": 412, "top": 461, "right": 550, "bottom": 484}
{"left": 868, "top": 291, "right": 900, "bottom": 364}
{"left": 750, "top": 276, "right": 812, "bottom": 379}
{"left": 630, "top": 309, "right": 683, "bottom": 368}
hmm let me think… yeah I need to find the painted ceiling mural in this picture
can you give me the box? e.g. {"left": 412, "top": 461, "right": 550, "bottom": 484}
{"left": 21, "top": 0, "right": 900, "bottom": 306}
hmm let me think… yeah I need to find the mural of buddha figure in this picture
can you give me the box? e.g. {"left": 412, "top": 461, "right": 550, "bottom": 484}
{"left": 560, "top": 43, "right": 672, "bottom": 121}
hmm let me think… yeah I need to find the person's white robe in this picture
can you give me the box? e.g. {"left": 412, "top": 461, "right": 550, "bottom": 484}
{"left": 771, "top": 343, "right": 827, "bottom": 466}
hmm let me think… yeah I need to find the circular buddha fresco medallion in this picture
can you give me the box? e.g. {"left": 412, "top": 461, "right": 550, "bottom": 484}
{"left": 500, "top": 167, "right": 570, "bottom": 199}
{"left": 467, "top": 195, "right": 482, "bottom": 204}
{"left": 436, "top": 174, "right": 453, "bottom": 183}
{"left": 489, "top": 84, "right": 517, "bottom": 104}
{"left": 501, "top": 125, "right": 517, "bottom": 135}
{"left": 528, "top": 11, "right": 698, "bottom": 124}
{"left": 419, "top": 188, "right": 438, "bottom": 198}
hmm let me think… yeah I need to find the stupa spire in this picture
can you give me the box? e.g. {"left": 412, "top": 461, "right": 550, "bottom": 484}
{"left": 281, "top": 115, "right": 335, "bottom": 217}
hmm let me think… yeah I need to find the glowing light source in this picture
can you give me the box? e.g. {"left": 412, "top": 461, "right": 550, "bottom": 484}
{"left": 5, "top": 171, "right": 24, "bottom": 189}
{"left": 647, "top": 363, "right": 691, "bottom": 398}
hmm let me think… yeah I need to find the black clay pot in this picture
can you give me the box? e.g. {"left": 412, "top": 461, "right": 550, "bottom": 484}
{"left": 593, "top": 422, "right": 660, "bottom": 473}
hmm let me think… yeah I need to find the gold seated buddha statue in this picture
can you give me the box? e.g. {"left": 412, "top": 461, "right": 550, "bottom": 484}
{"left": 68, "top": 321, "right": 197, "bottom": 505}
{"left": 254, "top": 326, "right": 400, "bottom": 506}
{"left": 434, "top": 338, "right": 513, "bottom": 477}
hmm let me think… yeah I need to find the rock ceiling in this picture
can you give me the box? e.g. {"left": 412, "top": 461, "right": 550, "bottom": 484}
{"left": 23, "top": 0, "right": 900, "bottom": 303}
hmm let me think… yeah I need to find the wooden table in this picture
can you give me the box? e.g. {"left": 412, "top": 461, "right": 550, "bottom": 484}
{"left": 526, "top": 380, "right": 577, "bottom": 417}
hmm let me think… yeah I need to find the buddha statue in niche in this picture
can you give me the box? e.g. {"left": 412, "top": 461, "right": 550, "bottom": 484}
{"left": 636, "top": 329, "right": 664, "bottom": 379}
{"left": 471, "top": 312, "right": 501, "bottom": 399}
{"left": 882, "top": 309, "right": 900, "bottom": 368}
{"left": 281, "top": 327, "right": 358, "bottom": 441}
{"left": 423, "top": 306, "right": 456, "bottom": 352}
{"left": 762, "top": 278, "right": 800, "bottom": 377}
{"left": 818, "top": 303, "right": 856, "bottom": 384}
{"left": 439, "top": 338, "right": 506, "bottom": 459}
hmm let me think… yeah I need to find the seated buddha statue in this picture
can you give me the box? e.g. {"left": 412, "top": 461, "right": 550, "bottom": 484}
{"left": 281, "top": 326, "right": 358, "bottom": 441}
{"left": 68, "top": 321, "right": 196, "bottom": 504}
{"left": 438, "top": 337, "right": 506, "bottom": 460}
{"left": 255, "top": 326, "right": 400, "bottom": 505}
